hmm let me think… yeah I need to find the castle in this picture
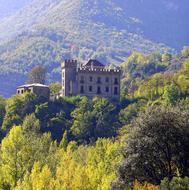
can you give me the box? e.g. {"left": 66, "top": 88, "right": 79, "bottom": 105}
{"left": 61, "top": 59, "right": 121, "bottom": 100}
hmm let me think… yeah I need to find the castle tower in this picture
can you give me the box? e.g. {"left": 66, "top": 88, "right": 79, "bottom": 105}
{"left": 61, "top": 60, "right": 77, "bottom": 96}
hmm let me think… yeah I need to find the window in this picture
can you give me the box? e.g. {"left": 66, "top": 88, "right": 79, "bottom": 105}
{"left": 89, "top": 76, "right": 93, "bottom": 82}
{"left": 21, "top": 90, "right": 24, "bottom": 94}
{"left": 17, "top": 90, "right": 20, "bottom": 94}
{"left": 114, "top": 87, "right": 118, "bottom": 95}
{"left": 97, "top": 86, "right": 101, "bottom": 94}
{"left": 114, "top": 78, "right": 118, "bottom": 85}
{"left": 97, "top": 77, "right": 101, "bottom": 84}
{"left": 89, "top": 86, "right": 93, "bottom": 92}
{"left": 105, "top": 87, "right": 109, "bottom": 93}
{"left": 80, "top": 86, "right": 84, "bottom": 94}
{"left": 105, "top": 77, "right": 109, "bottom": 83}
{"left": 80, "top": 76, "right": 84, "bottom": 83}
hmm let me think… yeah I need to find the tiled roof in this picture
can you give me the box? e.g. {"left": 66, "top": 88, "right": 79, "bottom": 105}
{"left": 84, "top": 59, "right": 105, "bottom": 67}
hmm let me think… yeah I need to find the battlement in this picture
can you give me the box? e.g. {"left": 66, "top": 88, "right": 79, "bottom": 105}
{"left": 78, "top": 67, "right": 121, "bottom": 73}
{"left": 61, "top": 59, "right": 77, "bottom": 68}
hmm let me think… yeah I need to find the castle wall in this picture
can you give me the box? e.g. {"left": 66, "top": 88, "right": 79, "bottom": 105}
{"left": 76, "top": 68, "right": 121, "bottom": 100}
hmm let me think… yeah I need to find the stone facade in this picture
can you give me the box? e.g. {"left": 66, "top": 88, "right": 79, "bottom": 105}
{"left": 61, "top": 59, "right": 121, "bottom": 100}
{"left": 16, "top": 83, "right": 50, "bottom": 99}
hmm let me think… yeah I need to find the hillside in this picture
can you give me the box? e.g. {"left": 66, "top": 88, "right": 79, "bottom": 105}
{"left": 0, "top": 0, "right": 189, "bottom": 97}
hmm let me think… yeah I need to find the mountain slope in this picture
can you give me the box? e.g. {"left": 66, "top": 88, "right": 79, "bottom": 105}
{"left": 0, "top": 0, "right": 188, "bottom": 97}
{"left": 0, "top": 0, "right": 188, "bottom": 48}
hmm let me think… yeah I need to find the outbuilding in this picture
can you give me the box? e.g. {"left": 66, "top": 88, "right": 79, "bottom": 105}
{"left": 16, "top": 83, "right": 50, "bottom": 99}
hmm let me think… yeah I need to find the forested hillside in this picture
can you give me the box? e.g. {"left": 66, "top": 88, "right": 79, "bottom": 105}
{"left": 0, "top": 0, "right": 189, "bottom": 97}
{"left": 0, "top": 47, "right": 189, "bottom": 190}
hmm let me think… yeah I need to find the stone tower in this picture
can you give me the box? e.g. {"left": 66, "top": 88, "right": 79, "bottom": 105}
{"left": 61, "top": 60, "right": 77, "bottom": 96}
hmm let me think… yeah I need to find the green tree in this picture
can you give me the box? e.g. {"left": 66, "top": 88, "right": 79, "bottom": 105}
{"left": 163, "top": 84, "right": 180, "bottom": 105}
{"left": 92, "top": 97, "right": 118, "bottom": 138}
{"left": 0, "top": 96, "right": 6, "bottom": 128}
{"left": 162, "top": 53, "right": 172, "bottom": 65}
{"left": 49, "top": 82, "right": 61, "bottom": 97}
{"left": 181, "top": 46, "right": 189, "bottom": 58}
{"left": 28, "top": 66, "right": 46, "bottom": 84}
{"left": 161, "top": 177, "right": 189, "bottom": 190}
{"left": 2, "top": 95, "right": 23, "bottom": 131}
{"left": 119, "top": 103, "right": 139, "bottom": 125}
{"left": 2, "top": 93, "right": 40, "bottom": 132}
{"left": 71, "top": 97, "right": 94, "bottom": 142}
{"left": 112, "top": 106, "right": 189, "bottom": 189}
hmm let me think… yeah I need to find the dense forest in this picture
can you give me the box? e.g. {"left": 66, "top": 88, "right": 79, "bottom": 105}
{"left": 0, "top": 46, "right": 189, "bottom": 189}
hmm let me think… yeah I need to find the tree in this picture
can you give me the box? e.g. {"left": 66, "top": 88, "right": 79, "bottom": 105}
{"left": 92, "top": 97, "right": 118, "bottom": 138}
{"left": 0, "top": 96, "right": 6, "bottom": 128}
{"left": 0, "top": 126, "right": 25, "bottom": 187}
{"left": 161, "top": 177, "right": 189, "bottom": 190}
{"left": 163, "top": 84, "right": 180, "bottom": 105}
{"left": 162, "top": 53, "right": 172, "bottom": 65}
{"left": 181, "top": 46, "right": 189, "bottom": 58}
{"left": 0, "top": 115, "right": 55, "bottom": 188}
{"left": 60, "top": 130, "right": 68, "bottom": 150}
{"left": 71, "top": 97, "right": 94, "bottom": 142}
{"left": 71, "top": 97, "right": 119, "bottom": 142}
{"left": 15, "top": 162, "right": 56, "bottom": 190}
{"left": 181, "top": 58, "right": 189, "bottom": 75}
{"left": 119, "top": 103, "right": 139, "bottom": 125}
{"left": 2, "top": 95, "right": 23, "bottom": 131}
{"left": 112, "top": 106, "right": 189, "bottom": 189}
{"left": 2, "top": 93, "right": 39, "bottom": 132}
{"left": 28, "top": 66, "right": 46, "bottom": 84}
{"left": 49, "top": 82, "right": 62, "bottom": 97}
{"left": 55, "top": 138, "right": 123, "bottom": 190}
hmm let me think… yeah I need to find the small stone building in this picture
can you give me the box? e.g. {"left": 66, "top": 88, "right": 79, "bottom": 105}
{"left": 61, "top": 59, "right": 121, "bottom": 100}
{"left": 16, "top": 83, "right": 50, "bottom": 99}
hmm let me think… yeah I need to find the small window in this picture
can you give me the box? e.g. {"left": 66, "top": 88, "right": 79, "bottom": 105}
{"left": 114, "top": 87, "right": 118, "bottom": 95}
{"left": 21, "top": 90, "right": 24, "bottom": 94}
{"left": 97, "top": 77, "right": 101, "bottom": 84}
{"left": 114, "top": 78, "right": 118, "bottom": 85}
{"left": 89, "top": 86, "right": 92, "bottom": 92}
{"left": 97, "top": 86, "right": 101, "bottom": 94}
{"left": 105, "top": 77, "right": 109, "bottom": 83}
{"left": 89, "top": 76, "right": 93, "bottom": 82}
{"left": 17, "top": 90, "right": 20, "bottom": 94}
{"left": 80, "top": 86, "right": 84, "bottom": 94}
{"left": 105, "top": 87, "right": 109, "bottom": 93}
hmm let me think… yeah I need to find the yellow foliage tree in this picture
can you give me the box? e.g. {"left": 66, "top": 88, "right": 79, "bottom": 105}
{"left": 133, "top": 180, "right": 160, "bottom": 190}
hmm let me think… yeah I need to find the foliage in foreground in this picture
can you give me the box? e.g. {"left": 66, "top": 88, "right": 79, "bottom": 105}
{"left": 0, "top": 115, "right": 123, "bottom": 189}
{"left": 112, "top": 106, "right": 189, "bottom": 190}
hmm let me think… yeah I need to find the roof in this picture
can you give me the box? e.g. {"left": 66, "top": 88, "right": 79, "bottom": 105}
{"left": 84, "top": 59, "right": 105, "bottom": 67}
{"left": 17, "top": 83, "right": 49, "bottom": 88}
